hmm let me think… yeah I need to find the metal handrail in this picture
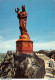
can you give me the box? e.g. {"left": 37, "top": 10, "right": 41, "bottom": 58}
{"left": 32, "top": 62, "right": 45, "bottom": 78}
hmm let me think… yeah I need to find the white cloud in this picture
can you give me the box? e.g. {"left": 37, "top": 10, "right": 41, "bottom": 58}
{"left": 0, "top": 38, "right": 55, "bottom": 53}
{"left": 33, "top": 41, "right": 55, "bottom": 51}
{"left": 52, "top": 32, "right": 55, "bottom": 34}
{"left": 0, "top": 36, "right": 3, "bottom": 39}
{"left": 0, "top": 39, "right": 16, "bottom": 53}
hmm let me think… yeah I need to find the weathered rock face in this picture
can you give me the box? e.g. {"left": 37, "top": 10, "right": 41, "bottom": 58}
{"left": 49, "top": 50, "right": 55, "bottom": 58}
{"left": 0, "top": 51, "right": 40, "bottom": 78}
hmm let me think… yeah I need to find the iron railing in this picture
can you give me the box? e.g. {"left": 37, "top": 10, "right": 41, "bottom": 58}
{"left": 32, "top": 53, "right": 45, "bottom": 78}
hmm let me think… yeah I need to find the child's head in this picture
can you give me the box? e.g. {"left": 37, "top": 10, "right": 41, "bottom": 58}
{"left": 51, "top": 54, "right": 54, "bottom": 59}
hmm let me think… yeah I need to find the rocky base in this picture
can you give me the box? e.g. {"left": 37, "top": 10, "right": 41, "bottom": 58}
{"left": 0, "top": 51, "right": 40, "bottom": 78}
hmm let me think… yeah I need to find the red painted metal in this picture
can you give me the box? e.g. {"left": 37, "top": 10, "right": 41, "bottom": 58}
{"left": 15, "top": 5, "right": 33, "bottom": 54}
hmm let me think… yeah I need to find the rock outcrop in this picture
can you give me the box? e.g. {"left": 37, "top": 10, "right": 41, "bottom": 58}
{"left": 0, "top": 51, "right": 40, "bottom": 78}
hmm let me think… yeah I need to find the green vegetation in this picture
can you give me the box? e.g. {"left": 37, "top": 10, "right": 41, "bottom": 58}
{"left": 0, "top": 53, "right": 6, "bottom": 63}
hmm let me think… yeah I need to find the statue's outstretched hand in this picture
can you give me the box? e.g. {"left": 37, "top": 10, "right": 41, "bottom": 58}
{"left": 15, "top": 8, "right": 17, "bottom": 13}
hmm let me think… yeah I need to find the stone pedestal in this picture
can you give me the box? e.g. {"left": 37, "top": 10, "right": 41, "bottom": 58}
{"left": 16, "top": 38, "right": 33, "bottom": 54}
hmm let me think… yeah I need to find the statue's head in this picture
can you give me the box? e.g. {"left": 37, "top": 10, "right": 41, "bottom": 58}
{"left": 17, "top": 8, "right": 20, "bottom": 11}
{"left": 22, "top": 5, "right": 25, "bottom": 12}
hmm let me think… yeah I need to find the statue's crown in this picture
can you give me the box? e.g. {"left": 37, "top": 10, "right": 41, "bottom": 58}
{"left": 22, "top": 5, "right": 25, "bottom": 11}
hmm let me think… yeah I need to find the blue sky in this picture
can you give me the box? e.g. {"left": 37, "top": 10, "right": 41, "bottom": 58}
{"left": 0, "top": 0, "right": 55, "bottom": 53}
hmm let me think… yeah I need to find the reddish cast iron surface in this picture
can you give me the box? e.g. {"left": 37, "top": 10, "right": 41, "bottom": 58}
{"left": 15, "top": 5, "right": 33, "bottom": 54}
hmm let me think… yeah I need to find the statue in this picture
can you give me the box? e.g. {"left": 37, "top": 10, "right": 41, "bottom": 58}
{"left": 15, "top": 5, "right": 29, "bottom": 38}
{"left": 15, "top": 5, "right": 33, "bottom": 54}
